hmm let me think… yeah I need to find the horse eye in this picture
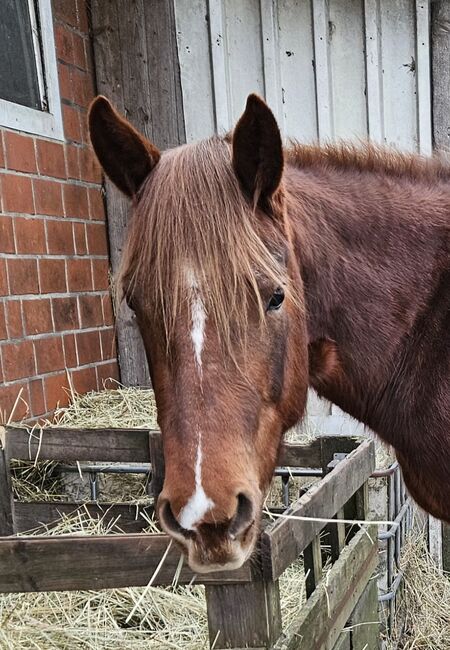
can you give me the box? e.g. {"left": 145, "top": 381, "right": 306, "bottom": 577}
{"left": 267, "top": 287, "right": 285, "bottom": 311}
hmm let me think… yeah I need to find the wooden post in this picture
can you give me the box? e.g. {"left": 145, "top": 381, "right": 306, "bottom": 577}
{"left": 0, "top": 430, "right": 13, "bottom": 536}
{"left": 320, "top": 437, "right": 347, "bottom": 562}
{"left": 205, "top": 579, "right": 282, "bottom": 649}
{"left": 90, "top": 0, "right": 186, "bottom": 386}
{"left": 304, "top": 534, "right": 323, "bottom": 598}
{"left": 148, "top": 432, "right": 164, "bottom": 502}
{"left": 432, "top": 1, "right": 450, "bottom": 150}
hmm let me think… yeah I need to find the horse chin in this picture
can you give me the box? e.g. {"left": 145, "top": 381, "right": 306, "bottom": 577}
{"left": 186, "top": 535, "right": 256, "bottom": 574}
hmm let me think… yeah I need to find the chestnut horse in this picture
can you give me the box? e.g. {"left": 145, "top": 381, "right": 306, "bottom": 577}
{"left": 89, "top": 93, "right": 449, "bottom": 573}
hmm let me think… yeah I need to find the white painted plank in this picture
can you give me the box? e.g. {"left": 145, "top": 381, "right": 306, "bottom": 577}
{"left": 312, "top": 0, "right": 334, "bottom": 141}
{"left": 428, "top": 516, "right": 443, "bottom": 570}
{"left": 224, "top": 0, "right": 265, "bottom": 123}
{"left": 380, "top": 0, "right": 418, "bottom": 151}
{"left": 415, "top": 0, "right": 432, "bottom": 154}
{"left": 260, "top": 0, "right": 284, "bottom": 127}
{"left": 364, "top": 0, "right": 384, "bottom": 143}
{"left": 207, "top": 0, "right": 232, "bottom": 133}
{"left": 277, "top": 0, "right": 318, "bottom": 141}
{"left": 328, "top": 0, "right": 367, "bottom": 140}
{"left": 174, "top": 0, "right": 216, "bottom": 141}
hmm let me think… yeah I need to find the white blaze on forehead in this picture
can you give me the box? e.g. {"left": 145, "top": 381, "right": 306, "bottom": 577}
{"left": 179, "top": 434, "right": 215, "bottom": 530}
{"left": 186, "top": 267, "right": 206, "bottom": 371}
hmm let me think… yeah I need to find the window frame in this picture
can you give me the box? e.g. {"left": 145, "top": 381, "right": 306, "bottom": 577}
{"left": 0, "top": 0, "right": 64, "bottom": 140}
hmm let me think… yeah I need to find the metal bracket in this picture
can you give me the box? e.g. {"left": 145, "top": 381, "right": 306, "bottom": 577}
{"left": 326, "top": 452, "right": 348, "bottom": 471}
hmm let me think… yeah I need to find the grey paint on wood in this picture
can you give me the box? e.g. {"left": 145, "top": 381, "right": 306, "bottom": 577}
{"left": 91, "top": 0, "right": 186, "bottom": 386}
{"left": 0, "top": 447, "right": 13, "bottom": 536}
{"left": 432, "top": 1, "right": 450, "bottom": 149}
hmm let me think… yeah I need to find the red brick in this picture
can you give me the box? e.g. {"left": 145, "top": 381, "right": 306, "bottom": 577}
{"left": 0, "top": 216, "right": 15, "bottom": 253}
{"left": 36, "top": 139, "right": 66, "bottom": 179}
{"left": 5, "top": 300, "right": 23, "bottom": 338}
{"left": 92, "top": 259, "right": 110, "bottom": 291}
{"left": 79, "top": 146, "right": 102, "bottom": 183}
{"left": 4, "top": 132, "right": 37, "bottom": 173}
{"left": 86, "top": 222, "right": 108, "bottom": 256}
{"left": 52, "top": 296, "right": 79, "bottom": 330}
{"left": 69, "top": 365, "right": 98, "bottom": 394}
{"left": 46, "top": 219, "right": 74, "bottom": 255}
{"left": 0, "top": 381, "right": 30, "bottom": 422}
{"left": 77, "top": 0, "right": 89, "bottom": 33}
{"left": 54, "top": 24, "right": 73, "bottom": 64}
{"left": 39, "top": 258, "right": 67, "bottom": 293}
{"left": 1, "top": 173, "right": 34, "bottom": 214}
{"left": 14, "top": 217, "right": 46, "bottom": 254}
{"left": 54, "top": 0, "right": 79, "bottom": 28}
{"left": 67, "top": 258, "right": 92, "bottom": 292}
{"left": 58, "top": 63, "right": 72, "bottom": 103}
{"left": 88, "top": 187, "right": 105, "bottom": 220}
{"left": 80, "top": 111, "right": 90, "bottom": 145}
{"left": 2, "top": 339, "right": 35, "bottom": 381}
{"left": 100, "top": 328, "right": 117, "bottom": 360}
{"left": 29, "top": 378, "right": 46, "bottom": 416}
{"left": 34, "top": 335, "right": 65, "bottom": 374}
{"left": 33, "top": 179, "right": 64, "bottom": 216}
{"left": 0, "top": 134, "right": 4, "bottom": 168}
{"left": 44, "top": 372, "right": 70, "bottom": 411}
{"left": 0, "top": 259, "right": 8, "bottom": 296}
{"left": 63, "top": 183, "right": 89, "bottom": 218}
{"left": 8, "top": 258, "right": 39, "bottom": 295}
{"left": 76, "top": 330, "right": 102, "bottom": 365}
{"left": 0, "top": 302, "right": 6, "bottom": 340}
{"left": 65, "top": 144, "right": 80, "bottom": 179}
{"left": 97, "top": 361, "right": 120, "bottom": 388}
{"left": 73, "top": 222, "right": 87, "bottom": 254}
{"left": 72, "top": 69, "right": 93, "bottom": 109}
{"left": 102, "top": 294, "right": 115, "bottom": 325}
{"left": 78, "top": 294, "right": 103, "bottom": 328}
{"left": 63, "top": 104, "right": 82, "bottom": 142}
{"left": 72, "top": 34, "right": 87, "bottom": 71}
{"left": 63, "top": 333, "right": 77, "bottom": 367}
{"left": 23, "top": 298, "right": 53, "bottom": 335}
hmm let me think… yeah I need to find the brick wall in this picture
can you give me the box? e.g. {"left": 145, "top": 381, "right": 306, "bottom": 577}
{"left": 0, "top": 0, "right": 119, "bottom": 422}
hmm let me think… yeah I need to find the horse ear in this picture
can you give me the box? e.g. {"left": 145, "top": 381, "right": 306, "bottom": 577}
{"left": 88, "top": 96, "right": 160, "bottom": 197}
{"left": 232, "top": 94, "right": 283, "bottom": 203}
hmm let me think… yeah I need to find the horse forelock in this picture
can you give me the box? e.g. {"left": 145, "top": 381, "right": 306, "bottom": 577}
{"left": 117, "top": 136, "right": 296, "bottom": 348}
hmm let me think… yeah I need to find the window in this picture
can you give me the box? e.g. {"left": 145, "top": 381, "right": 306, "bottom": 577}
{"left": 0, "top": 0, "right": 63, "bottom": 140}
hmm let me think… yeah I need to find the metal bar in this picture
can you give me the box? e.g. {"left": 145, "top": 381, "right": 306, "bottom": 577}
{"left": 371, "top": 461, "right": 398, "bottom": 478}
{"left": 379, "top": 500, "right": 411, "bottom": 541}
{"left": 379, "top": 571, "right": 404, "bottom": 602}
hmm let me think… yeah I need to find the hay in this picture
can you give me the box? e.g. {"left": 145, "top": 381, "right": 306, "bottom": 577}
{"left": 384, "top": 529, "right": 450, "bottom": 650}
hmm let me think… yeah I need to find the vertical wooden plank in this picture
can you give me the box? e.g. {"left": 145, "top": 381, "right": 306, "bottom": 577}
{"left": 225, "top": 0, "right": 265, "bottom": 122}
{"left": 442, "top": 523, "right": 450, "bottom": 572}
{"left": 260, "top": 0, "right": 283, "bottom": 127}
{"left": 149, "top": 433, "right": 165, "bottom": 502}
{"left": 304, "top": 534, "right": 323, "bottom": 598}
{"left": 0, "top": 444, "right": 13, "bottom": 536}
{"left": 312, "top": 0, "right": 334, "bottom": 140}
{"left": 276, "top": 0, "right": 318, "bottom": 141}
{"left": 364, "top": 0, "right": 385, "bottom": 143}
{"left": 415, "top": 0, "right": 432, "bottom": 154}
{"left": 428, "top": 516, "right": 443, "bottom": 570}
{"left": 207, "top": 0, "right": 232, "bottom": 132}
{"left": 328, "top": 0, "right": 367, "bottom": 140}
{"left": 91, "top": 0, "right": 186, "bottom": 386}
{"left": 431, "top": 0, "right": 450, "bottom": 150}
{"left": 174, "top": 0, "right": 216, "bottom": 141}
{"left": 348, "top": 577, "right": 380, "bottom": 650}
{"left": 205, "top": 579, "right": 282, "bottom": 649}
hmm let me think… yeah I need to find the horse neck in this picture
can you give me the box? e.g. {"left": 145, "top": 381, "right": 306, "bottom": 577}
{"left": 285, "top": 163, "right": 447, "bottom": 444}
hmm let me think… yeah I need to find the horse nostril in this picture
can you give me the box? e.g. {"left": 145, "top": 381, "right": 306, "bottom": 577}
{"left": 229, "top": 493, "right": 254, "bottom": 539}
{"left": 159, "top": 499, "right": 194, "bottom": 540}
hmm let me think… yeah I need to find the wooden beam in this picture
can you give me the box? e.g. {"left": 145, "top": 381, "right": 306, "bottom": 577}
{"left": 12, "top": 501, "right": 154, "bottom": 534}
{"left": 0, "top": 533, "right": 252, "bottom": 593}
{"left": 90, "top": 0, "right": 186, "bottom": 386}
{"left": 4, "top": 427, "right": 153, "bottom": 463}
{"left": 0, "top": 445, "right": 13, "bottom": 536}
{"left": 206, "top": 579, "right": 282, "bottom": 649}
{"left": 261, "top": 439, "right": 375, "bottom": 580}
{"left": 273, "top": 526, "right": 378, "bottom": 650}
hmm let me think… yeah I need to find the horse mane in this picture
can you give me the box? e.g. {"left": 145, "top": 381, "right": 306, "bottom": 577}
{"left": 287, "top": 140, "right": 450, "bottom": 182}
{"left": 118, "top": 136, "right": 291, "bottom": 346}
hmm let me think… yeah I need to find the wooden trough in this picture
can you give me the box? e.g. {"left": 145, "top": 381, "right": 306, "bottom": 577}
{"left": 0, "top": 427, "right": 378, "bottom": 649}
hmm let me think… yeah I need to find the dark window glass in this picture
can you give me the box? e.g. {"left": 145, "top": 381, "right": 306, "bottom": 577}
{"left": 0, "top": 0, "right": 43, "bottom": 110}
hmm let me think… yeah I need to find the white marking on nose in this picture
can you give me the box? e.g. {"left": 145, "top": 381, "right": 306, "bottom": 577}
{"left": 186, "top": 267, "right": 206, "bottom": 372}
{"left": 179, "top": 434, "right": 215, "bottom": 530}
